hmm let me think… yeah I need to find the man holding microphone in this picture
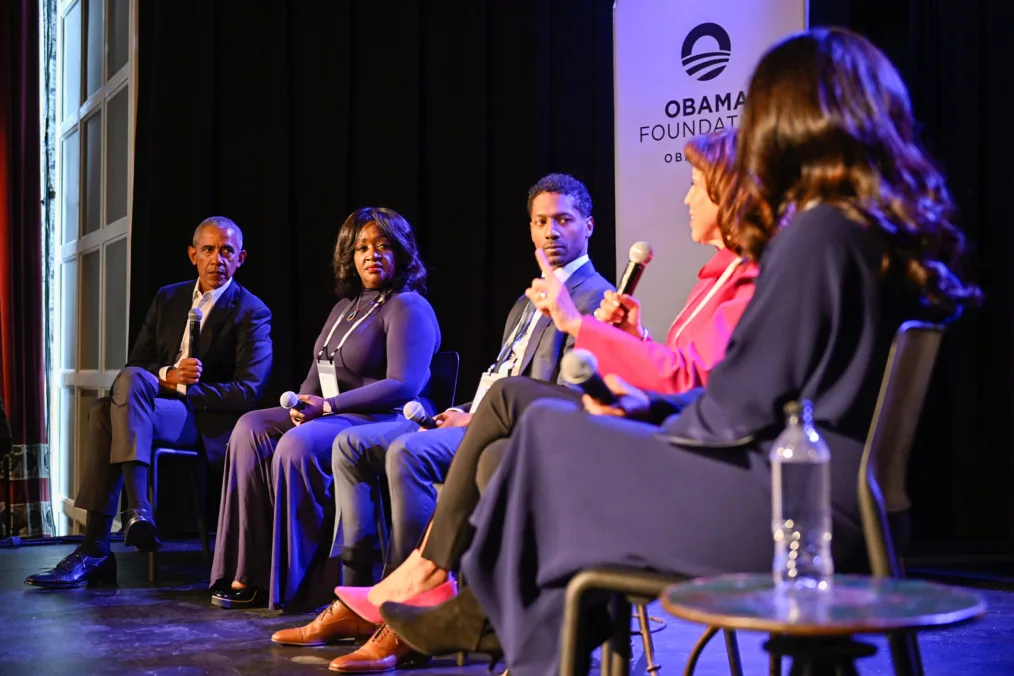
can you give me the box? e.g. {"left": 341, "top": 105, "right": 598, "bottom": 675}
{"left": 26, "top": 217, "right": 272, "bottom": 589}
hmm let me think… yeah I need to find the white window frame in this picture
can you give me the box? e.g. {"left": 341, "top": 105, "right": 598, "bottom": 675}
{"left": 50, "top": 0, "right": 138, "bottom": 531}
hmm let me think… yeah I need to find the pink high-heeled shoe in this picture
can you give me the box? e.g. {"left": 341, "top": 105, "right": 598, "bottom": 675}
{"left": 335, "top": 579, "right": 457, "bottom": 625}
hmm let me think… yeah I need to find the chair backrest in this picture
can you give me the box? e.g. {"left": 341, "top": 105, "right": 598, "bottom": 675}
{"left": 422, "top": 351, "right": 460, "bottom": 413}
{"left": 858, "top": 321, "right": 944, "bottom": 578}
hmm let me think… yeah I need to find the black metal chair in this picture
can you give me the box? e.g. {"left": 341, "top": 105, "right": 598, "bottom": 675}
{"left": 558, "top": 321, "right": 944, "bottom": 676}
{"left": 851, "top": 320, "right": 944, "bottom": 674}
{"left": 147, "top": 446, "right": 211, "bottom": 582}
{"left": 421, "top": 351, "right": 460, "bottom": 418}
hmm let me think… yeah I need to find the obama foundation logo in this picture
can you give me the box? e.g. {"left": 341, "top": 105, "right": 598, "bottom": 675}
{"left": 681, "top": 22, "right": 732, "bottom": 82}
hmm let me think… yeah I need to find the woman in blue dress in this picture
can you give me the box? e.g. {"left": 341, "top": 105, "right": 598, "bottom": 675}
{"left": 378, "top": 28, "right": 981, "bottom": 675}
{"left": 211, "top": 208, "right": 440, "bottom": 611}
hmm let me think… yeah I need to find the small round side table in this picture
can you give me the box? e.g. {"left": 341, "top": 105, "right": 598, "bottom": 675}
{"left": 662, "top": 574, "right": 986, "bottom": 675}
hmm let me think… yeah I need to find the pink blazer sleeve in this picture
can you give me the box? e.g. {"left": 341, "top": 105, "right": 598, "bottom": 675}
{"left": 574, "top": 271, "right": 757, "bottom": 394}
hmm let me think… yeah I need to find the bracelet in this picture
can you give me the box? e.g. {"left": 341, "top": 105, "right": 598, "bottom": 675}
{"left": 640, "top": 326, "right": 649, "bottom": 342}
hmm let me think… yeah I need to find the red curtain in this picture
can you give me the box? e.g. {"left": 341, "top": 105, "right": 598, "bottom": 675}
{"left": 0, "top": 0, "right": 52, "bottom": 538}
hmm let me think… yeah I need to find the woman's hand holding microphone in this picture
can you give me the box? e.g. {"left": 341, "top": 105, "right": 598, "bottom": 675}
{"left": 594, "top": 291, "right": 647, "bottom": 341}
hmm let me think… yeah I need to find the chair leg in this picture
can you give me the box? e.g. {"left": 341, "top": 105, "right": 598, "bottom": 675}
{"left": 607, "top": 595, "right": 632, "bottom": 676}
{"left": 148, "top": 482, "right": 157, "bottom": 584}
{"left": 769, "top": 647, "right": 782, "bottom": 676}
{"left": 683, "top": 626, "right": 719, "bottom": 676}
{"left": 601, "top": 641, "right": 613, "bottom": 676}
{"left": 561, "top": 570, "right": 596, "bottom": 676}
{"left": 887, "top": 630, "right": 924, "bottom": 676}
{"left": 723, "top": 629, "right": 744, "bottom": 676}
{"left": 187, "top": 468, "right": 210, "bottom": 562}
{"left": 375, "top": 486, "right": 390, "bottom": 571}
{"left": 635, "top": 603, "right": 660, "bottom": 674}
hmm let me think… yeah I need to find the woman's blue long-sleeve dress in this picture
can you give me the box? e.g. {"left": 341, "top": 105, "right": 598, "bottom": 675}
{"left": 461, "top": 205, "right": 946, "bottom": 675}
{"left": 211, "top": 289, "right": 440, "bottom": 611}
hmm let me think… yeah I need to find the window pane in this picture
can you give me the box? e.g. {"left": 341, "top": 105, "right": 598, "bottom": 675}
{"left": 77, "top": 389, "right": 99, "bottom": 498}
{"left": 80, "top": 250, "right": 101, "bottom": 370}
{"left": 61, "top": 258, "right": 78, "bottom": 369}
{"left": 83, "top": 113, "right": 102, "bottom": 235}
{"left": 62, "top": 130, "right": 80, "bottom": 244}
{"left": 62, "top": 2, "right": 81, "bottom": 120}
{"left": 106, "top": 87, "right": 128, "bottom": 223}
{"left": 107, "top": 0, "right": 129, "bottom": 77}
{"left": 85, "top": 0, "right": 103, "bottom": 98}
{"left": 104, "top": 238, "right": 128, "bottom": 370}
{"left": 61, "top": 387, "right": 76, "bottom": 498}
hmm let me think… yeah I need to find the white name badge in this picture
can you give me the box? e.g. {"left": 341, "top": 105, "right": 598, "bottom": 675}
{"left": 469, "top": 372, "right": 507, "bottom": 413}
{"left": 317, "top": 360, "right": 340, "bottom": 400}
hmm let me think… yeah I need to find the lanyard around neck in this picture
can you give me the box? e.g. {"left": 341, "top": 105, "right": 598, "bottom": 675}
{"left": 490, "top": 301, "right": 536, "bottom": 374}
{"left": 668, "top": 259, "right": 741, "bottom": 344}
{"left": 317, "top": 292, "right": 387, "bottom": 363}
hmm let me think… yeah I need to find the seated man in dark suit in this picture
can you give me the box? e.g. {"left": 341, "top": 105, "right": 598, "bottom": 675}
{"left": 26, "top": 216, "right": 273, "bottom": 589}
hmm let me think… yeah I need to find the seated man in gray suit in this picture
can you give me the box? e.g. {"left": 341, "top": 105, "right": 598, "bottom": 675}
{"left": 26, "top": 217, "right": 273, "bottom": 589}
{"left": 269, "top": 174, "right": 613, "bottom": 653}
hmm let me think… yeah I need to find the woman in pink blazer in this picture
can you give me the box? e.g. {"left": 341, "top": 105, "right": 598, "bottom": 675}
{"left": 576, "top": 128, "right": 758, "bottom": 393}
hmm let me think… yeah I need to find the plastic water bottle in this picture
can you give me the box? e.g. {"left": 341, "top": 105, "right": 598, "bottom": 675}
{"left": 770, "top": 400, "right": 834, "bottom": 591}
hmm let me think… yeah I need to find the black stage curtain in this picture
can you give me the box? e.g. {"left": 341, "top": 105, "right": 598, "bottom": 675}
{"left": 903, "top": 0, "right": 1014, "bottom": 545}
{"left": 134, "top": 0, "right": 1013, "bottom": 546}
{"left": 131, "top": 0, "right": 616, "bottom": 413}
{"left": 813, "top": 0, "right": 1014, "bottom": 544}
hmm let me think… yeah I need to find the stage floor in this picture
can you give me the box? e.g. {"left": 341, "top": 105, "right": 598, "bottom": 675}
{"left": 1, "top": 540, "right": 1012, "bottom": 675}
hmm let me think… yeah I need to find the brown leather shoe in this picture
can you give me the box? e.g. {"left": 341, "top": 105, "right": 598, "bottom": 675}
{"left": 271, "top": 599, "right": 377, "bottom": 646}
{"left": 328, "top": 624, "right": 430, "bottom": 672}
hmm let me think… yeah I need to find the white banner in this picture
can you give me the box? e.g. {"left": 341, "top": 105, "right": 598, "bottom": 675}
{"left": 613, "top": 0, "right": 807, "bottom": 341}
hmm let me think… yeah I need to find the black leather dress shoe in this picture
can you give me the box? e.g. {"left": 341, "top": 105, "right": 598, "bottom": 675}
{"left": 211, "top": 587, "right": 264, "bottom": 609}
{"left": 122, "top": 508, "right": 161, "bottom": 551}
{"left": 25, "top": 550, "right": 117, "bottom": 589}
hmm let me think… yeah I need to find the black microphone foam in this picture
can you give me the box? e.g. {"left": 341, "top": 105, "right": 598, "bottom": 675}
{"left": 616, "top": 241, "right": 654, "bottom": 297}
{"left": 404, "top": 401, "right": 438, "bottom": 429}
{"left": 187, "top": 307, "right": 203, "bottom": 359}
{"left": 560, "top": 349, "right": 618, "bottom": 405}
{"left": 279, "top": 391, "right": 306, "bottom": 412}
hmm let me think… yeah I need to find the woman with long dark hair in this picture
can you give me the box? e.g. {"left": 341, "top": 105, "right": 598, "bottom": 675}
{"left": 379, "top": 28, "right": 980, "bottom": 675}
{"left": 211, "top": 207, "right": 441, "bottom": 611}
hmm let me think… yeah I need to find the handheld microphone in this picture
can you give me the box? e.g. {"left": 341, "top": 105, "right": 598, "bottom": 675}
{"left": 561, "top": 349, "right": 618, "bottom": 405}
{"left": 187, "top": 307, "right": 203, "bottom": 359}
{"left": 280, "top": 391, "right": 306, "bottom": 412}
{"left": 404, "top": 400, "right": 438, "bottom": 430}
{"left": 617, "top": 241, "right": 654, "bottom": 297}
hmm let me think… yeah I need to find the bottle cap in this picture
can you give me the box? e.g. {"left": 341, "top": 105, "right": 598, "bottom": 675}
{"left": 783, "top": 401, "right": 802, "bottom": 417}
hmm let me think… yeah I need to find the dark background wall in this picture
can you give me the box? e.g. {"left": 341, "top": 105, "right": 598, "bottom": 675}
{"left": 131, "top": 0, "right": 1014, "bottom": 549}
{"left": 809, "top": 0, "right": 1014, "bottom": 547}
{"left": 131, "top": 0, "right": 616, "bottom": 411}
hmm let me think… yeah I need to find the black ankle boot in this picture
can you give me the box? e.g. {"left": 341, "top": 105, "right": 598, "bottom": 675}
{"left": 379, "top": 587, "right": 502, "bottom": 659}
